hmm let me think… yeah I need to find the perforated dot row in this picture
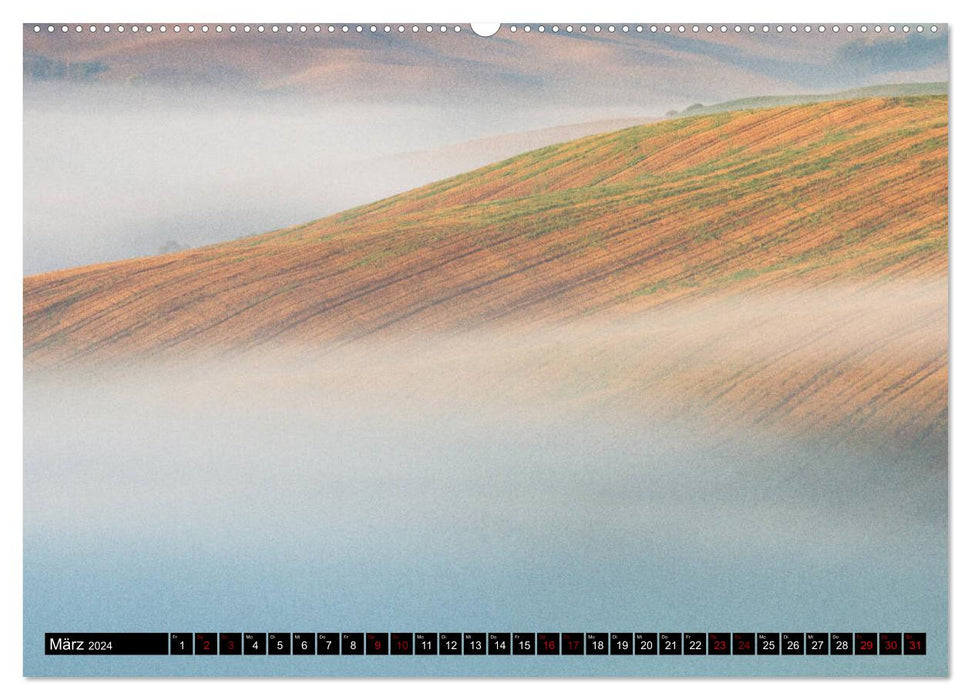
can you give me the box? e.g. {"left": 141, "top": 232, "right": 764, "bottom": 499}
{"left": 29, "top": 23, "right": 942, "bottom": 35}
{"left": 510, "top": 24, "right": 937, "bottom": 34}
{"left": 29, "top": 24, "right": 468, "bottom": 34}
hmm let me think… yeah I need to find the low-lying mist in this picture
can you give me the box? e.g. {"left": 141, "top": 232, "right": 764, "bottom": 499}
{"left": 23, "top": 85, "right": 651, "bottom": 274}
{"left": 24, "top": 281, "right": 947, "bottom": 569}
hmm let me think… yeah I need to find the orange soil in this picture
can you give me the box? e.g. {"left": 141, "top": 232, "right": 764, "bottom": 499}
{"left": 23, "top": 96, "right": 948, "bottom": 450}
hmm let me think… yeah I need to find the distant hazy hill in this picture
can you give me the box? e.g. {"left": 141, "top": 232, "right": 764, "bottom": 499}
{"left": 671, "top": 82, "right": 947, "bottom": 117}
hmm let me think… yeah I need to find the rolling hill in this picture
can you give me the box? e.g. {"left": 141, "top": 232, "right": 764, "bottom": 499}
{"left": 23, "top": 96, "right": 948, "bottom": 451}
{"left": 24, "top": 95, "right": 947, "bottom": 359}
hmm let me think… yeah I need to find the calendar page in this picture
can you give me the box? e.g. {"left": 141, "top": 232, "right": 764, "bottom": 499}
{"left": 23, "top": 21, "right": 948, "bottom": 676}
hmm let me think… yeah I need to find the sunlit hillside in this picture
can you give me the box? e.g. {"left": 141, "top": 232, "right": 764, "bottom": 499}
{"left": 24, "top": 96, "right": 948, "bottom": 451}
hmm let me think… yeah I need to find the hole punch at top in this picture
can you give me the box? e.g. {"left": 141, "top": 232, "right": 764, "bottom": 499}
{"left": 471, "top": 23, "right": 500, "bottom": 37}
